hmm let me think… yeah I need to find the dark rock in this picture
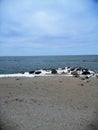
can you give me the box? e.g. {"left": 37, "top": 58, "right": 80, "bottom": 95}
{"left": 86, "top": 80, "right": 89, "bottom": 83}
{"left": 71, "top": 71, "right": 80, "bottom": 77}
{"left": 71, "top": 71, "right": 78, "bottom": 76}
{"left": 85, "top": 76, "right": 89, "bottom": 79}
{"left": 76, "top": 67, "right": 82, "bottom": 71}
{"left": 35, "top": 71, "right": 41, "bottom": 74}
{"left": 61, "top": 71, "right": 66, "bottom": 74}
{"left": 81, "top": 76, "right": 89, "bottom": 80}
{"left": 29, "top": 71, "right": 35, "bottom": 74}
{"left": 74, "top": 75, "right": 79, "bottom": 78}
{"left": 81, "top": 83, "right": 84, "bottom": 86}
{"left": 82, "top": 70, "right": 90, "bottom": 75}
{"left": 67, "top": 70, "right": 70, "bottom": 73}
{"left": 51, "top": 69, "right": 57, "bottom": 74}
{"left": 70, "top": 67, "right": 76, "bottom": 71}
{"left": 16, "top": 78, "right": 20, "bottom": 80}
{"left": 81, "top": 77, "right": 85, "bottom": 80}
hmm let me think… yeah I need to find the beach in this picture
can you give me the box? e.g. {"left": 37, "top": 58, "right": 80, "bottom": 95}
{"left": 0, "top": 76, "right": 98, "bottom": 130}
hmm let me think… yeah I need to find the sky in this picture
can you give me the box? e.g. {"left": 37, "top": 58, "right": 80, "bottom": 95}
{"left": 0, "top": 0, "right": 98, "bottom": 56}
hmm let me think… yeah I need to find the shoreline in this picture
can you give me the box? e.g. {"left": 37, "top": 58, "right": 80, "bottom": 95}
{"left": 0, "top": 66, "right": 98, "bottom": 78}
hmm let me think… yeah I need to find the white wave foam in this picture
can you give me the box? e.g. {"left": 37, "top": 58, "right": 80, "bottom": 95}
{"left": 0, "top": 67, "right": 97, "bottom": 78}
{"left": 0, "top": 73, "right": 35, "bottom": 78}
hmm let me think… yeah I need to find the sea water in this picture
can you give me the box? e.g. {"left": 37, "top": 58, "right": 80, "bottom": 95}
{"left": 0, "top": 55, "right": 98, "bottom": 75}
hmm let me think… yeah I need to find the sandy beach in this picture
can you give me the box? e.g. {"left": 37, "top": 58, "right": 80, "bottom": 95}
{"left": 0, "top": 76, "right": 98, "bottom": 130}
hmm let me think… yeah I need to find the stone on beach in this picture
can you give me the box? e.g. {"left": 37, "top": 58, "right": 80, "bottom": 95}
{"left": 51, "top": 69, "right": 57, "bottom": 74}
{"left": 71, "top": 71, "right": 78, "bottom": 76}
{"left": 82, "top": 70, "right": 90, "bottom": 75}
{"left": 35, "top": 71, "right": 41, "bottom": 74}
{"left": 29, "top": 71, "right": 35, "bottom": 74}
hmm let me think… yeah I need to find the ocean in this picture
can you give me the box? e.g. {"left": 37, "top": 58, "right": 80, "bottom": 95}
{"left": 0, "top": 55, "right": 98, "bottom": 74}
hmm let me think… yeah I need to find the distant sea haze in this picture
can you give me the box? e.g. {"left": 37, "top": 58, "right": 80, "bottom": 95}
{"left": 0, "top": 55, "right": 98, "bottom": 74}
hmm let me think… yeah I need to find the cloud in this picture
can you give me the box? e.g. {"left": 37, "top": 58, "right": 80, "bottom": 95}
{"left": 0, "top": 0, "right": 98, "bottom": 55}
{"left": 33, "top": 11, "right": 61, "bottom": 35}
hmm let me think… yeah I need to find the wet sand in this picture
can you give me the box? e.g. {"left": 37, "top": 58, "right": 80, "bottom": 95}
{"left": 0, "top": 76, "right": 98, "bottom": 130}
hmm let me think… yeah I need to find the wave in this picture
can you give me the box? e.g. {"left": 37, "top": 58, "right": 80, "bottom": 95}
{"left": 0, "top": 67, "right": 98, "bottom": 78}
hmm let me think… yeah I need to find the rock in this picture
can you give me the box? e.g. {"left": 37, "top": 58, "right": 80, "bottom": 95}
{"left": 67, "top": 70, "right": 70, "bottom": 73}
{"left": 61, "top": 71, "right": 66, "bottom": 74}
{"left": 82, "top": 70, "right": 90, "bottom": 75}
{"left": 81, "top": 83, "right": 84, "bottom": 86}
{"left": 70, "top": 67, "right": 76, "bottom": 71}
{"left": 76, "top": 67, "right": 82, "bottom": 71}
{"left": 51, "top": 69, "right": 57, "bottom": 74}
{"left": 35, "top": 71, "right": 41, "bottom": 74}
{"left": 81, "top": 77, "right": 85, "bottom": 80}
{"left": 85, "top": 76, "right": 89, "bottom": 79}
{"left": 29, "top": 71, "right": 35, "bottom": 74}
{"left": 16, "top": 78, "right": 20, "bottom": 80}
{"left": 71, "top": 71, "right": 79, "bottom": 77}
{"left": 71, "top": 71, "right": 78, "bottom": 75}
{"left": 81, "top": 76, "right": 89, "bottom": 80}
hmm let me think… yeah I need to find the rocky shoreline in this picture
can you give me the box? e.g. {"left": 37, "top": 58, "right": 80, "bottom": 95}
{"left": 21, "top": 66, "right": 98, "bottom": 77}
{"left": 0, "top": 66, "right": 98, "bottom": 78}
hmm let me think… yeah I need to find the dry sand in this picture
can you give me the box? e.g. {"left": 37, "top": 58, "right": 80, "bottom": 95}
{"left": 0, "top": 76, "right": 98, "bottom": 130}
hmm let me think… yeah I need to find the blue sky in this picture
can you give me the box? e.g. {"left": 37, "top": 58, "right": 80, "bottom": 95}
{"left": 0, "top": 0, "right": 98, "bottom": 56}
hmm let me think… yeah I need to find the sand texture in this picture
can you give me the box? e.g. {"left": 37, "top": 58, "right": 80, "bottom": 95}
{"left": 0, "top": 76, "right": 98, "bottom": 130}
